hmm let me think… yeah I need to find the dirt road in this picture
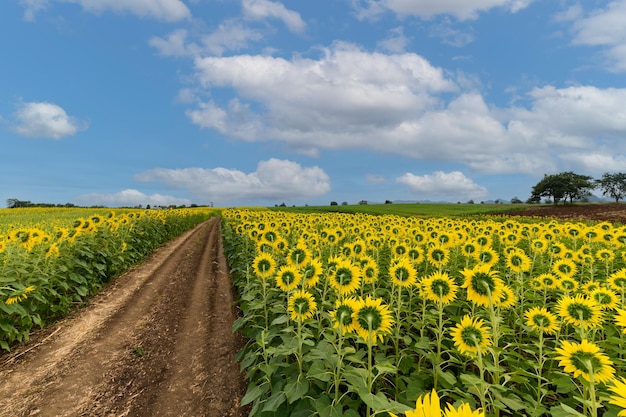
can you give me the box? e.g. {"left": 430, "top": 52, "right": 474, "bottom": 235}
{"left": 0, "top": 218, "right": 248, "bottom": 417}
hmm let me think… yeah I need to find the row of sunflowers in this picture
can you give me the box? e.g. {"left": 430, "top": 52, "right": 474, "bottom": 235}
{"left": 221, "top": 209, "right": 626, "bottom": 417}
{"left": 0, "top": 207, "right": 215, "bottom": 350}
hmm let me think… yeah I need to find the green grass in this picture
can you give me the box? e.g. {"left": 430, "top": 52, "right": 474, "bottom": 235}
{"left": 268, "top": 202, "right": 531, "bottom": 217}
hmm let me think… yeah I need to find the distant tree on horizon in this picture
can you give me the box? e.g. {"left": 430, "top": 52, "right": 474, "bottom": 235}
{"left": 596, "top": 172, "right": 626, "bottom": 203}
{"left": 530, "top": 172, "right": 594, "bottom": 205}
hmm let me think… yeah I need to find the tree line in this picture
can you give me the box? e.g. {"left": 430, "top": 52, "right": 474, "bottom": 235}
{"left": 529, "top": 172, "right": 626, "bottom": 205}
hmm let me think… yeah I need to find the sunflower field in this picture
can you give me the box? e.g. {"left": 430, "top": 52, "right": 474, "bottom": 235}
{"left": 0, "top": 207, "right": 214, "bottom": 351}
{"left": 222, "top": 209, "right": 626, "bottom": 417}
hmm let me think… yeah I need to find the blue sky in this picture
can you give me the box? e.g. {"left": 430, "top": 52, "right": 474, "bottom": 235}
{"left": 2, "top": 0, "right": 626, "bottom": 207}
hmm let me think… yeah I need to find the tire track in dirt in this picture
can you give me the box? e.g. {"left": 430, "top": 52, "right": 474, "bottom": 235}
{"left": 0, "top": 218, "right": 247, "bottom": 417}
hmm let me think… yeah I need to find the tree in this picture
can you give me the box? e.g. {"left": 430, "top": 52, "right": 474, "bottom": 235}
{"left": 6, "top": 198, "right": 31, "bottom": 208}
{"left": 529, "top": 172, "right": 594, "bottom": 205}
{"left": 511, "top": 196, "right": 523, "bottom": 204}
{"left": 596, "top": 172, "right": 626, "bottom": 203}
{"left": 330, "top": 201, "right": 338, "bottom": 206}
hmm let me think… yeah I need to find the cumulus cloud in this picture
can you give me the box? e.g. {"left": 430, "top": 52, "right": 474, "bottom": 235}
{"left": 567, "top": 0, "right": 626, "bottom": 71}
{"left": 242, "top": 0, "right": 306, "bottom": 33}
{"left": 134, "top": 158, "right": 331, "bottom": 204}
{"left": 182, "top": 39, "right": 626, "bottom": 176}
{"left": 76, "top": 189, "right": 191, "bottom": 207}
{"left": 22, "top": 0, "right": 191, "bottom": 22}
{"left": 12, "top": 101, "right": 85, "bottom": 139}
{"left": 189, "top": 42, "right": 457, "bottom": 147}
{"left": 353, "top": 0, "right": 534, "bottom": 21}
{"left": 397, "top": 171, "right": 488, "bottom": 200}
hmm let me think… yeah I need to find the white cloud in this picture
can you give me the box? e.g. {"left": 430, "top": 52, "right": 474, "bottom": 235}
{"left": 76, "top": 189, "right": 191, "bottom": 207}
{"left": 378, "top": 26, "right": 410, "bottom": 53}
{"left": 134, "top": 158, "right": 331, "bottom": 204}
{"left": 20, "top": 0, "right": 49, "bottom": 21}
{"left": 560, "top": 152, "right": 626, "bottom": 174}
{"left": 201, "top": 19, "right": 264, "bottom": 55}
{"left": 242, "top": 0, "right": 306, "bottom": 33}
{"left": 516, "top": 85, "right": 626, "bottom": 137}
{"left": 568, "top": 0, "right": 626, "bottom": 71}
{"left": 184, "top": 37, "right": 626, "bottom": 176}
{"left": 353, "top": 0, "right": 534, "bottom": 21}
{"left": 24, "top": 0, "right": 191, "bottom": 22}
{"left": 150, "top": 21, "right": 264, "bottom": 57}
{"left": 12, "top": 101, "right": 85, "bottom": 139}
{"left": 149, "top": 29, "right": 197, "bottom": 57}
{"left": 189, "top": 42, "right": 457, "bottom": 149}
{"left": 397, "top": 171, "right": 488, "bottom": 200}
{"left": 429, "top": 18, "right": 475, "bottom": 46}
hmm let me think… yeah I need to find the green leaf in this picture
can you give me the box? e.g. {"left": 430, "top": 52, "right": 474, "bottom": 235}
{"left": 314, "top": 395, "right": 344, "bottom": 417}
{"left": 307, "top": 360, "right": 332, "bottom": 382}
{"left": 284, "top": 376, "right": 309, "bottom": 403}
{"left": 271, "top": 315, "right": 289, "bottom": 326}
{"left": 261, "top": 391, "right": 286, "bottom": 412}
{"left": 240, "top": 383, "right": 269, "bottom": 406}
{"left": 374, "top": 362, "right": 397, "bottom": 375}
{"left": 550, "top": 403, "right": 587, "bottom": 417}
{"left": 435, "top": 366, "right": 457, "bottom": 387}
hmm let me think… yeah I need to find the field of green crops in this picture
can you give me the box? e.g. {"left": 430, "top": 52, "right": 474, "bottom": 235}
{"left": 270, "top": 203, "right": 528, "bottom": 217}
{"left": 0, "top": 207, "right": 215, "bottom": 351}
{"left": 222, "top": 208, "right": 626, "bottom": 417}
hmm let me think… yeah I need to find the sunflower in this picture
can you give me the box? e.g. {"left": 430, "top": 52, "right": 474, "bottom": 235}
{"left": 352, "top": 296, "right": 394, "bottom": 345}
{"left": 530, "top": 238, "right": 548, "bottom": 254}
{"left": 581, "top": 281, "right": 601, "bottom": 293}
{"left": 558, "top": 277, "right": 577, "bottom": 293}
{"left": 252, "top": 252, "right": 276, "bottom": 279}
{"left": 5, "top": 285, "right": 36, "bottom": 305}
{"left": 595, "top": 248, "right": 615, "bottom": 263}
{"left": 350, "top": 239, "right": 366, "bottom": 257}
{"left": 556, "top": 294, "right": 603, "bottom": 330}
{"left": 301, "top": 258, "right": 324, "bottom": 288}
{"left": 505, "top": 249, "right": 531, "bottom": 273}
{"left": 552, "top": 258, "right": 578, "bottom": 279}
{"left": 476, "top": 247, "right": 499, "bottom": 268}
{"left": 532, "top": 273, "right": 560, "bottom": 291}
{"left": 608, "top": 376, "right": 626, "bottom": 417}
{"left": 407, "top": 246, "right": 424, "bottom": 264}
{"left": 450, "top": 315, "right": 492, "bottom": 356}
{"left": 359, "top": 255, "right": 379, "bottom": 284}
{"left": 275, "top": 264, "right": 302, "bottom": 292}
{"left": 426, "top": 244, "right": 450, "bottom": 269}
{"left": 287, "top": 241, "right": 312, "bottom": 267}
{"left": 421, "top": 271, "right": 458, "bottom": 305}
{"left": 389, "top": 388, "right": 485, "bottom": 417}
{"left": 524, "top": 307, "right": 559, "bottom": 335}
{"left": 287, "top": 290, "right": 317, "bottom": 321}
{"left": 608, "top": 269, "right": 626, "bottom": 293}
{"left": 461, "top": 241, "right": 479, "bottom": 260}
{"left": 328, "top": 258, "right": 361, "bottom": 296}
{"left": 389, "top": 256, "right": 418, "bottom": 288}
{"left": 389, "top": 388, "right": 441, "bottom": 417}
{"left": 497, "top": 284, "right": 517, "bottom": 309}
{"left": 590, "top": 287, "right": 619, "bottom": 310}
{"left": 330, "top": 297, "right": 359, "bottom": 335}
{"left": 444, "top": 403, "right": 485, "bottom": 417}
{"left": 555, "top": 339, "right": 615, "bottom": 383}
{"left": 461, "top": 264, "right": 504, "bottom": 307}
{"left": 613, "top": 308, "right": 626, "bottom": 333}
